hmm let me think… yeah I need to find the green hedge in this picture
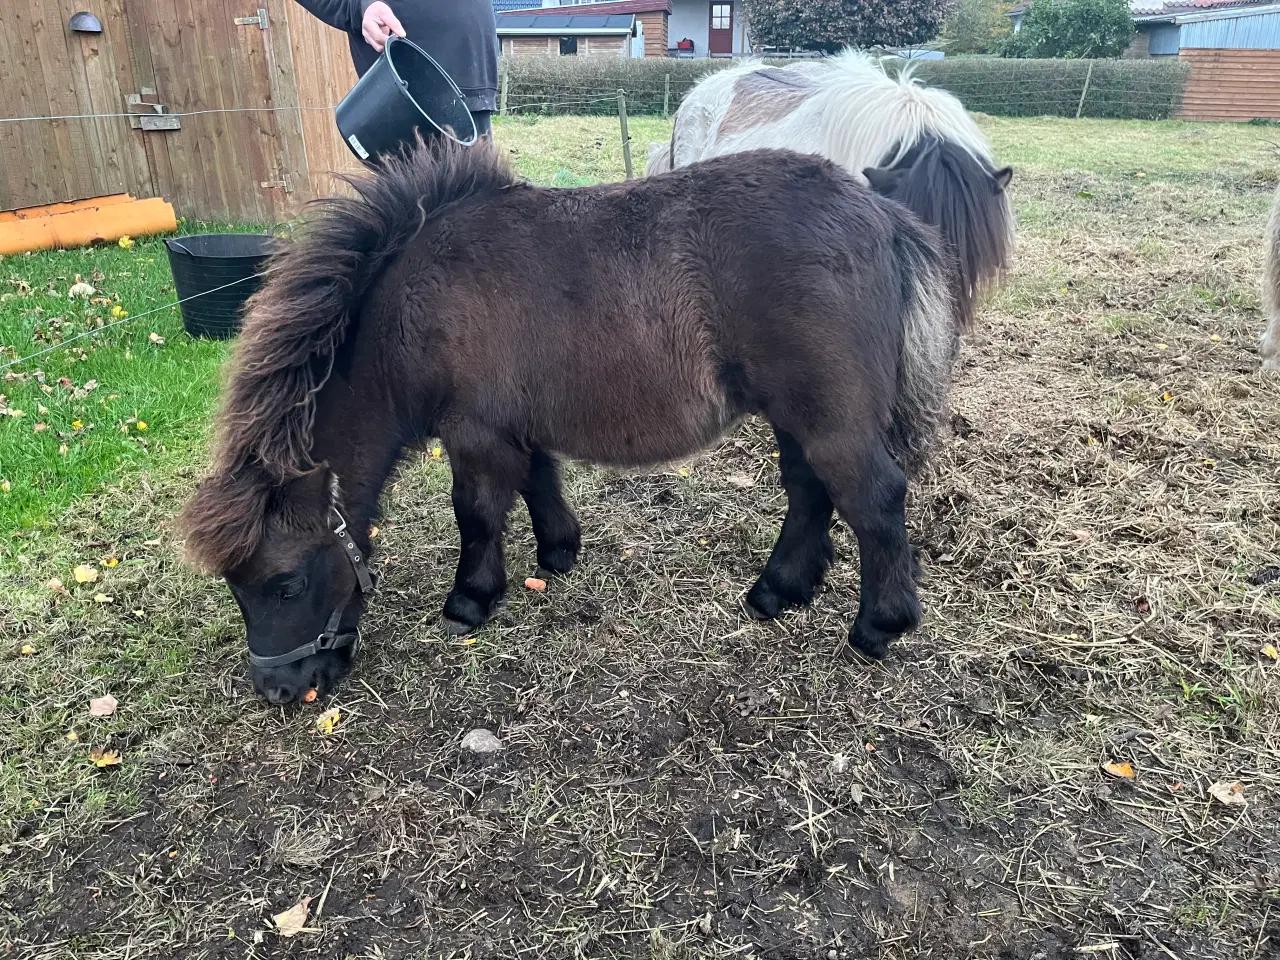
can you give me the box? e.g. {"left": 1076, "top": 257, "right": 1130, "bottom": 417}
{"left": 501, "top": 55, "right": 1190, "bottom": 121}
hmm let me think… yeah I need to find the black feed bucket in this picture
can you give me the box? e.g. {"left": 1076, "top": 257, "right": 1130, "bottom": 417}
{"left": 335, "top": 36, "right": 477, "bottom": 165}
{"left": 164, "top": 234, "right": 281, "bottom": 340}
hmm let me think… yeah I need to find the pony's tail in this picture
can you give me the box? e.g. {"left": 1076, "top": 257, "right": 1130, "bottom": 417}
{"left": 1261, "top": 185, "right": 1280, "bottom": 373}
{"left": 886, "top": 216, "right": 960, "bottom": 475}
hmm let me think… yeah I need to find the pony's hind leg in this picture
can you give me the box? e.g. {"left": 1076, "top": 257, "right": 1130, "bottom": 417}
{"left": 441, "top": 435, "right": 526, "bottom": 634}
{"left": 522, "top": 450, "right": 581, "bottom": 575}
{"left": 746, "top": 427, "right": 835, "bottom": 619}
{"left": 798, "top": 431, "right": 921, "bottom": 659}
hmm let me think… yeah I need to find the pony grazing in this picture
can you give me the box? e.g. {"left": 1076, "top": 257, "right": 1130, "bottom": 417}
{"left": 647, "top": 51, "right": 1015, "bottom": 326}
{"left": 179, "top": 139, "right": 960, "bottom": 704}
{"left": 1262, "top": 183, "right": 1280, "bottom": 373}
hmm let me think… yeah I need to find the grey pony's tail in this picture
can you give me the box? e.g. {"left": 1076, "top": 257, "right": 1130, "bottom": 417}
{"left": 885, "top": 215, "right": 960, "bottom": 475}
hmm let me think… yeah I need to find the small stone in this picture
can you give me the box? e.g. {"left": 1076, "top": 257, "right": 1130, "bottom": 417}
{"left": 461, "top": 728, "right": 503, "bottom": 754}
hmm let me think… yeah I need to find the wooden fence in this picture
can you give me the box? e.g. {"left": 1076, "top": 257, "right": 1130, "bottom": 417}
{"left": 0, "top": 0, "right": 364, "bottom": 222}
{"left": 1177, "top": 48, "right": 1280, "bottom": 122}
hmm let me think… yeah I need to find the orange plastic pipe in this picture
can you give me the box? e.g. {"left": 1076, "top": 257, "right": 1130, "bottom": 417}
{"left": 0, "top": 197, "right": 178, "bottom": 256}
{"left": 0, "top": 193, "right": 134, "bottom": 223}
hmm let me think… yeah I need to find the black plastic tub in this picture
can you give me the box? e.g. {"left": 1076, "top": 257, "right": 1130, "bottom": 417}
{"left": 164, "top": 234, "right": 281, "bottom": 340}
{"left": 335, "top": 36, "right": 477, "bottom": 166}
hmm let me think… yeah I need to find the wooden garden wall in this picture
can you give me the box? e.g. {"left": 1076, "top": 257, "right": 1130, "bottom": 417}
{"left": 0, "top": 0, "right": 363, "bottom": 222}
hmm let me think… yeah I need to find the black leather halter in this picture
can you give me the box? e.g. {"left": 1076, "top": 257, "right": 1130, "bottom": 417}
{"left": 248, "top": 507, "right": 376, "bottom": 670}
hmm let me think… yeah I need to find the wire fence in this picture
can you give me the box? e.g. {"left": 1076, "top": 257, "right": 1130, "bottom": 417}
{"left": 500, "top": 55, "right": 1190, "bottom": 121}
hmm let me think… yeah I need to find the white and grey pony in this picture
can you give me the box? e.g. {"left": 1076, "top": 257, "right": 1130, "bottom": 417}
{"left": 647, "top": 51, "right": 1015, "bottom": 326}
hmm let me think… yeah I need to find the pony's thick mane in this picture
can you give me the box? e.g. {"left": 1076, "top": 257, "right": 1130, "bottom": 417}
{"left": 816, "top": 51, "right": 995, "bottom": 174}
{"left": 180, "top": 139, "right": 516, "bottom": 573}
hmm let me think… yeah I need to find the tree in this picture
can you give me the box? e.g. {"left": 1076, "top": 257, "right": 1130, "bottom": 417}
{"left": 942, "top": 0, "right": 1013, "bottom": 54}
{"left": 1001, "top": 0, "right": 1135, "bottom": 58}
{"left": 743, "top": 0, "right": 959, "bottom": 53}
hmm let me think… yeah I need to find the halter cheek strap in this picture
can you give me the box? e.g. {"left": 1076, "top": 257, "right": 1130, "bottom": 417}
{"left": 248, "top": 507, "right": 377, "bottom": 670}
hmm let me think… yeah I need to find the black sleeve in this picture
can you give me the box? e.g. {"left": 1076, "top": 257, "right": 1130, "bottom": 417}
{"left": 292, "top": 0, "right": 367, "bottom": 35}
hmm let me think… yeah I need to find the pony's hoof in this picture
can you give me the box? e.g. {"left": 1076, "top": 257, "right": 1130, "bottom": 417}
{"left": 744, "top": 579, "right": 786, "bottom": 620}
{"left": 538, "top": 545, "right": 578, "bottom": 576}
{"left": 442, "top": 590, "right": 496, "bottom": 634}
{"left": 845, "top": 622, "right": 892, "bottom": 660}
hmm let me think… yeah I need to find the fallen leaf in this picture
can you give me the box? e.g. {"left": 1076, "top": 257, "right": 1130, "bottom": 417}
{"left": 148, "top": 332, "right": 164, "bottom": 345}
{"left": 677, "top": 467, "right": 691, "bottom": 477}
{"left": 110, "top": 305, "right": 128, "bottom": 320}
{"left": 430, "top": 445, "right": 443, "bottom": 460}
{"left": 1157, "top": 343, "right": 1168, "bottom": 351}
{"left": 1161, "top": 391, "right": 1174, "bottom": 402}
{"left": 68, "top": 281, "right": 96, "bottom": 299}
{"left": 89, "top": 747, "right": 122, "bottom": 768}
{"left": 118, "top": 235, "right": 135, "bottom": 249}
{"left": 58, "top": 443, "right": 68, "bottom": 456}
{"left": 1208, "top": 781, "right": 1246, "bottom": 807}
{"left": 272, "top": 896, "right": 311, "bottom": 937}
{"left": 1262, "top": 644, "right": 1278, "bottom": 662}
{"left": 725, "top": 473, "right": 755, "bottom": 489}
{"left": 93, "top": 593, "right": 113, "bottom": 604}
{"left": 315, "top": 707, "right": 341, "bottom": 735}
{"left": 101, "top": 557, "right": 119, "bottom": 568}
{"left": 47, "top": 577, "right": 67, "bottom": 594}
{"left": 89, "top": 694, "right": 118, "bottom": 717}
{"left": 524, "top": 577, "right": 547, "bottom": 592}
{"left": 1134, "top": 595, "right": 1151, "bottom": 616}
{"left": 1103, "top": 761, "right": 1135, "bottom": 780}
{"left": 20, "top": 644, "right": 36, "bottom": 655}
{"left": 369, "top": 525, "right": 380, "bottom": 539}
{"left": 1209, "top": 334, "right": 1221, "bottom": 343}
{"left": 1071, "top": 529, "right": 1092, "bottom": 542}
{"left": 66, "top": 730, "right": 78, "bottom": 742}
{"left": 302, "top": 688, "right": 318, "bottom": 704}
{"left": 73, "top": 564, "right": 99, "bottom": 584}
{"left": 33, "top": 422, "right": 47, "bottom": 433}
{"left": 1, "top": 479, "right": 10, "bottom": 493}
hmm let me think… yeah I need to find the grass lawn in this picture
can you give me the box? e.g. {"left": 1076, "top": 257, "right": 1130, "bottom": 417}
{"left": 2, "top": 115, "right": 1279, "bottom": 958}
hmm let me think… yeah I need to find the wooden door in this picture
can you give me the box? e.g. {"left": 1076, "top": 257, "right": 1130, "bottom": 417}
{"left": 708, "top": 2, "right": 733, "bottom": 56}
{"left": 122, "top": 0, "right": 303, "bottom": 222}
{"left": 0, "top": 0, "right": 154, "bottom": 210}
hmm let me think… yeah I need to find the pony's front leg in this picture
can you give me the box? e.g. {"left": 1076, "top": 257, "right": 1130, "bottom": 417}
{"left": 441, "top": 437, "right": 526, "bottom": 634}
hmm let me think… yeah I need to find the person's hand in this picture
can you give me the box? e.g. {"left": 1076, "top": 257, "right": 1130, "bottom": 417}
{"left": 362, "top": 1, "right": 405, "bottom": 53}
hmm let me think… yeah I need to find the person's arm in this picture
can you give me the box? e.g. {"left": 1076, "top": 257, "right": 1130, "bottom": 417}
{"left": 292, "top": 0, "right": 365, "bottom": 34}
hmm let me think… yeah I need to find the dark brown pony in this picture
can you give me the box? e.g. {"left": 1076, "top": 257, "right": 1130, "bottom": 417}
{"left": 179, "top": 139, "right": 960, "bottom": 704}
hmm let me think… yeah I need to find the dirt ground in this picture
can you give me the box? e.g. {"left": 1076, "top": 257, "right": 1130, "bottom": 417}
{"left": 3, "top": 117, "right": 1279, "bottom": 959}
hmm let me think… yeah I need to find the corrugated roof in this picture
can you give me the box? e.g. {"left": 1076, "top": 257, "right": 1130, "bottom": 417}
{"left": 1013, "top": 0, "right": 1273, "bottom": 14}
{"left": 500, "top": 0, "right": 672, "bottom": 16}
{"left": 496, "top": 13, "right": 636, "bottom": 29}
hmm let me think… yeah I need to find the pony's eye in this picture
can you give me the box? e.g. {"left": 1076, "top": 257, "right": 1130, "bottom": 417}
{"left": 279, "top": 578, "right": 307, "bottom": 601}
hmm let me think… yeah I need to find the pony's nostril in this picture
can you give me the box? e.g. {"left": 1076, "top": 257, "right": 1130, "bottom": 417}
{"left": 265, "top": 685, "right": 293, "bottom": 705}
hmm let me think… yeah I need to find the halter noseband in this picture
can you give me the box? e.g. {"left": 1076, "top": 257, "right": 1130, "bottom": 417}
{"left": 248, "top": 507, "right": 377, "bottom": 670}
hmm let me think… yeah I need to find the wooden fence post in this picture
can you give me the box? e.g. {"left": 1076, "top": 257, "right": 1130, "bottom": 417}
{"left": 618, "top": 89, "right": 633, "bottom": 179}
{"left": 500, "top": 59, "right": 510, "bottom": 117}
{"left": 1075, "top": 61, "right": 1095, "bottom": 120}
{"left": 663, "top": 74, "right": 671, "bottom": 118}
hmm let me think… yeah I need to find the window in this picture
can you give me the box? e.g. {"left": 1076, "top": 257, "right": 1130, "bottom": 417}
{"left": 710, "top": 3, "right": 732, "bottom": 29}
{"left": 559, "top": 36, "right": 578, "bottom": 55}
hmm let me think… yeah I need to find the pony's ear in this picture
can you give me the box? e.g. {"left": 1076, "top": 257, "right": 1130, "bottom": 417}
{"left": 992, "top": 166, "right": 1013, "bottom": 192}
{"left": 276, "top": 463, "right": 335, "bottom": 514}
{"left": 863, "top": 166, "right": 904, "bottom": 195}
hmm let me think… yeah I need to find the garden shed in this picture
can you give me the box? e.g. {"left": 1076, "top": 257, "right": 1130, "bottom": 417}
{"left": 1131, "top": 0, "right": 1280, "bottom": 120}
{"left": 0, "top": 0, "right": 366, "bottom": 223}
